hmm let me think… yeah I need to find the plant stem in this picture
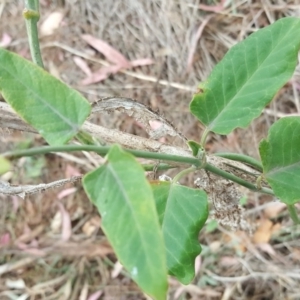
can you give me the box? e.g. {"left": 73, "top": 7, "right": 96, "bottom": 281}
{"left": 142, "top": 163, "right": 176, "bottom": 172}
{"left": 200, "top": 127, "right": 210, "bottom": 147}
{"left": 287, "top": 204, "right": 300, "bottom": 225}
{"left": 76, "top": 130, "right": 106, "bottom": 146}
{"left": 204, "top": 162, "right": 274, "bottom": 195}
{"left": 23, "top": 0, "right": 44, "bottom": 68}
{"left": 214, "top": 152, "right": 263, "bottom": 172}
{"left": 2, "top": 145, "right": 276, "bottom": 195}
{"left": 2, "top": 145, "right": 202, "bottom": 167}
{"left": 173, "top": 166, "right": 196, "bottom": 183}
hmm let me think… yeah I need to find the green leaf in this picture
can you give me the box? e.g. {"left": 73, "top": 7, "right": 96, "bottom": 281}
{"left": 0, "top": 156, "right": 11, "bottom": 175}
{"left": 83, "top": 145, "right": 167, "bottom": 300}
{"left": 151, "top": 181, "right": 208, "bottom": 284}
{"left": 0, "top": 48, "right": 91, "bottom": 145}
{"left": 187, "top": 140, "right": 204, "bottom": 157}
{"left": 259, "top": 117, "right": 300, "bottom": 204}
{"left": 190, "top": 17, "right": 300, "bottom": 135}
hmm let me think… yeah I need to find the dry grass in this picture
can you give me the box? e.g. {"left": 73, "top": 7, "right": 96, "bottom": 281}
{"left": 1, "top": 0, "right": 300, "bottom": 299}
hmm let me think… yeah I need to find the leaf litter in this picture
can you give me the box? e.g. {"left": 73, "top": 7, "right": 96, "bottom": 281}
{"left": 1, "top": 0, "right": 300, "bottom": 299}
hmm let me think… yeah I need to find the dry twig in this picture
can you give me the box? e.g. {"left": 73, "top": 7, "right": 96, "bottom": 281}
{"left": 0, "top": 176, "right": 82, "bottom": 198}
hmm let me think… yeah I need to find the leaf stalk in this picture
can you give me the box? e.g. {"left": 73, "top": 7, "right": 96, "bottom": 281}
{"left": 23, "top": 0, "right": 44, "bottom": 68}
{"left": 200, "top": 127, "right": 210, "bottom": 147}
{"left": 173, "top": 166, "right": 197, "bottom": 183}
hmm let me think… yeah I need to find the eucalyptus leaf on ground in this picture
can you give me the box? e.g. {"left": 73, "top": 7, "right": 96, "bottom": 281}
{"left": 83, "top": 145, "right": 168, "bottom": 300}
{"left": 0, "top": 48, "right": 91, "bottom": 145}
{"left": 259, "top": 117, "right": 300, "bottom": 204}
{"left": 190, "top": 17, "right": 300, "bottom": 135}
{"left": 151, "top": 180, "right": 208, "bottom": 284}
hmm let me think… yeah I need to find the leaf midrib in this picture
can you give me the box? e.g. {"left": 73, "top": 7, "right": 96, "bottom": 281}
{"left": 0, "top": 63, "right": 79, "bottom": 131}
{"left": 108, "top": 163, "right": 161, "bottom": 281}
{"left": 162, "top": 185, "right": 201, "bottom": 274}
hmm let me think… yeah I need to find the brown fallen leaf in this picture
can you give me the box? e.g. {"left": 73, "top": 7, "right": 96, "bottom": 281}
{"left": 291, "top": 249, "right": 300, "bottom": 261}
{"left": 131, "top": 58, "right": 154, "bottom": 67}
{"left": 81, "top": 35, "right": 154, "bottom": 85}
{"left": 5, "top": 278, "right": 26, "bottom": 289}
{"left": 0, "top": 233, "right": 10, "bottom": 246}
{"left": 73, "top": 56, "right": 92, "bottom": 76}
{"left": 0, "top": 33, "right": 12, "bottom": 48}
{"left": 199, "top": 0, "right": 226, "bottom": 12}
{"left": 223, "top": 231, "right": 247, "bottom": 253}
{"left": 186, "top": 16, "right": 212, "bottom": 72}
{"left": 82, "top": 216, "right": 101, "bottom": 237}
{"left": 16, "top": 224, "right": 44, "bottom": 244}
{"left": 82, "top": 34, "right": 130, "bottom": 67}
{"left": 17, "top": 244, "right": 46, "bottom": 257}
{"left": 87, "top": 290, "right": 103, "bottom": 300}
{"left": 50, "top": 241, "right": 113, "bottom": 258}
{"left": 252, "top": 219, "right": 273, "bottom": 244}
{"left": 81, "top": 58, "right": 154, "bottom": 85}
{"left": 220, "top": 256, "right": 240, "bottom": 267}
{"left": 209, "top": 240, "right": 221, "bottom": 253}
{"left": 40, "top": 11, "right": 64, "bottom": 36}
{"left": 57, "top": 202, "right": 72, "bottom": 241}
{"left": 51, "top": 210, "right": 62, "bottom": 233}
{"left": 48, "top": 61, "right": 61, "bottom": 79}
{"left": 194, "top": 255, "right": 202, "bottom": 275}
{"left": 65, "top": 164, "right": 82, "bottom": 178}
{"left": 256, "top": 243, "right": 276, "bottom": 256}
{"left": 111, "top": 260, "right": 123, "bottom": 278}
{"left": 81, "top": 65, "right": 123, "bottom": 85}
{"left": 264, "top": 202, "right": 286, "bottom": 219}
{"left": 271, "top": 223, "right": 281, "bottom": 234}
{"left": 57, "top": 187, "right": 77, "bottom": 200}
